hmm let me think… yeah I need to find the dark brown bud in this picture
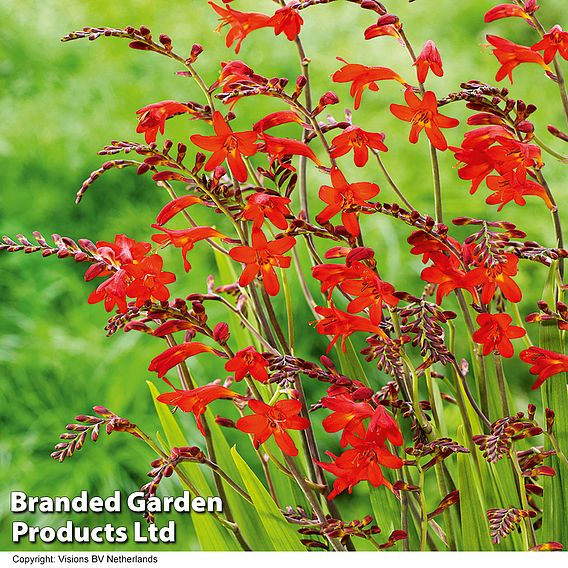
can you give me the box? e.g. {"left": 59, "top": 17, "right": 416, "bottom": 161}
{"left": 215, "top": 416, "right": 236, "bottom": 428}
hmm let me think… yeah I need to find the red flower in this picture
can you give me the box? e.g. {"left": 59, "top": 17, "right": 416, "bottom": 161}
{"left": 209, "top": 2, "right": 271, "bottom": 53}
{"left": 342, "top": 263, "right": 399, "bottom": 325}
{"left": 421, "top": 252, "right": 478, "bottom": 304}
{"left": 135, "top": 100, "right": 193, "bottom": 144}
{"left": 253, "top": 110, "right": 303, "bottom": 133}
{"left": 486, "top": 35, "right": 549, "bottom": 83}
{"left": 414, "top": 40, "right": 444, "bottom": 84}
{"left": 268, "top": 4, "right": 304, "bottom": 41}
{"left": 364, "top": 20, "right": 403, "bottom": 42}
{"left": 85, "top": 235, "right": 153, "bottom": 313}
{"left": 469, "top": 253, "right": 522, "bottom": 304}
{"left": 390, "top": 89, "right": 459, "bottom": 151}
{"left": 472, "top": 313, "right": 526, "bottom": 358}
{"left": 520, "top": 347, "right": 568, "bottom": 389}
{"left": 407, "top": 230, "right": 461, "bottom": 263}
{"left": 229, "top": 229, "right": 296, "bottom": 296}
{"left": 259, "top": 133, "right": 321, "bottom": 169}
{"left": 330, "top": 125, "right": 388, "bottom": 167}
{"left": 236, "top": 399, "right": 310, "bottom": 456}
{"left": 532, "top": 25, "right": 568, "bottom": 64}
{"left": 158, "top": 380, "right": 240, "bottom": 435}
{"left": 312, "top": 262, "right": 361, "bottom": 299}
{"left": 155, "top": 196, "right": 203, "bottom": 226}
{"left": 152, "top": 225, "right": 226, "bottom": 272}
{"left": 313, "top": 303, "right": 382, "bottom": 352}
{"left": 484, "top": 4, "right": 534, "bottom": 23}
{"left": 190, "top": 111, "right": 258, "bottom": 182}
{"left": 88, "top": 270, "right": 130, "bottom": 313}
{"left": 332, "top": 59, "right": 407, "bottom": 110}
{"left": 317, "top": 429, "right": 403, "bottom": 499}
{"left": 316, "top": 167, "right": 380, "bottom": 236}
{"left": 242, "top": 192, "right": 291, "bottom": 230}
{"left": 321, "top": 394, "right": 373, "bottom": 446}
{"left": 485, "top": 169, "right": 552, "bottom": 210}
{"left": 149, "top": 342, "right": 218, "bottom": 378}
{"left": 224, "top": 346, "right": 269, "bottom": 383}
{"left": 124, "top": 255, "right": 176, "bottom": 307}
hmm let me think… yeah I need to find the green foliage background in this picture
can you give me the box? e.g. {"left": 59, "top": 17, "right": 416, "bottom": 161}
{"left": 0, "top": 0, "right": 566, "bottom": 551}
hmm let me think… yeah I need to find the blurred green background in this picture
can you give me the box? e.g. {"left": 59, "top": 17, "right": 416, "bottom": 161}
{"left": 1, "top": 0, "right": 566, "bottom": 551}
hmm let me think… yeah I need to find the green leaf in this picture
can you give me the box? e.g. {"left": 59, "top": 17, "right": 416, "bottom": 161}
{"left": 206, "top": 413, "right": 275, "bottom": 550}
{"left": 456, "top": 426, "right": 493, "bottom": 551}
{"left": 231, "top": 446, "right": 305, "bottom": 551}
{"left": 147, "top": 381, "right": 239, "bottom": 551}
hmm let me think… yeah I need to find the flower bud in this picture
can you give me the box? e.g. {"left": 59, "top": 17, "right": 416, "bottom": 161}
{"left": 213, "top": 322, "right": 230, "bottom": 344}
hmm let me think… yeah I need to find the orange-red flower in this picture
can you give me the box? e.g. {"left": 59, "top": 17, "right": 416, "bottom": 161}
{"left": 332, "top": 59, "right": 407, "bottom": 110}
{"left": 155, "top": 196, "right": 203, "bottom": 226}
{"left": 209, "top": 2, "right": 271, "bottom": 53}
{"left": 88, "top": 270, "right": 130, "bottom": 313}
{"left": 258, "top": 133, "right": 321, "bottom": 169}
{"left": 485, "top": 169, "right": 552, "bottom": 210}
{"left": 390, "top": 89, "right": 459, "bottom": 151}
{"left": 158, "top": 380, "right": 240, "bottom": 435}
{"left": 229, "top": 229, "right": 296, "bottom": 296}
{"left": 532, "top": 25, "right": 568, "bottom": 64}
{"left": 253, "top": 110, "right": 303, "bottom": 133}
{"left": 342, "top": 263, "right": 399, "bottom": 325}
{"left": 135, "top": 100, "right": 193, "bottom": 144}
{"left": 190, "top": 111, "right": 258, "bottom": 182}
{"left": 520, "top": 346, "right": 568, "bottom": 389}
{"left": 364, "top": 20, "right": 403, "bottom": 42}
{"left": 317, "top": 429, "right": 403, "bottom": 499}
{"left": 484, "top": 4, "right": 534, "bottom": 23}
{"left": 124, "top": 255, "right": 176, "bottom": 307}
{"left": 472, "top": 313, "right": 526, "bottom": 358}
{"left": 469, "top": 253, "right": 522, "bottom": 304}
{"left": 321, "top": 394, "right": 373, "bottom": 446}
{"left": 152, "top": 225, "right": 226, "bottom": 272}
{"left": 313, "top": 303, "right": 382, "bottom": 352}
{"left": 316, "top": 167, "right": 380, "bottom": 236}
{"left": 242, "top": 192, "right": 291, "bottom": 229}
{"left": 149, "top": 342, "right": 218, "bottom": 379}
{"left": 85, "top": 234, "right": 154, "bottom": 313}
{"left": 236, "top": 399, "right": 310, "bottom": 456}
{"left": 312, "top": 262, "right": 361, "bottom": 299}
{"left": 330, "top": 125, "right": 388, "bottom": 167}
{"left": 421, "top": 252, "right": 478, "bottom": 304}
{"left": 487, "top": 35, "right": 549, "bottom": 83}
{"left": 268, "top": 3, "right": 304, "bottom": 41}
{"left": 225, "top": 346, "right": 269, "bottom": 383}
{"left": 414, "top": 40, "right": 443, "bottom": 84}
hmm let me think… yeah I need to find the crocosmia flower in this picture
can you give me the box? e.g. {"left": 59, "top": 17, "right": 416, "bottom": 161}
{"left": 268, "top": 3, "right": 304, "bottom": 41}
{"left": 313, "top": 303, "right": 382, "bottom": 352}
{"left": 332, "top": 59, "right": 407, "bottom": 110}
{"left": 487, "top": 35, "right": 549, "bottom": 82}
{"left": 149, "top": 342, "right": 218, "bottom": 379}
{"left": 532, "top": 25, "right": 568, "bottom": 63}
{"left": 243, "top": 192, "right": 291, "bottom": 230}
{"left": 158, "top": 380, "right": 241, "bottom": 435}
{"left": 469, "top": 253, "right": 522, "bottom": 304}
{"left": 209, "top": 2, "right": 271, "bottom": 53}
{"left": 190, "top": 111, "right": 258, "bottom": 182}
{"left": 317, "top": 429, "right": 403, "bottom": 499}
{"left": 316, "top": 167, "right": 380, "bottom": 237}
{"left": 484, "top": 3, "right": 534, "bottom": 23}
{"left": 390, "top": 89, "right": 459, "bottom": 151}
{"left": 330, "top": 126, "right": 388, "bottom": 167}
{"left": 472, "top": 313, "right": 526, "bottom": 358}
{"left": 229, "top": 229, "right": 296, "bottom": 296}
{"left": 124, "top": 255, "right": 176, "bottom": 307}
{"left": 520, "top": 347, "right": 568, "bottom": 389}
{"left": 225, "top": 346, "right": 269, "bottom": 383}
{"left": 414, "top": 40, "right": 444, "bottom": 84}
{"left": 236, "top": 399, "right": 310, "bottom": 456}
{"left": 136, "top": 100, "right": 193, "bottom": 144}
